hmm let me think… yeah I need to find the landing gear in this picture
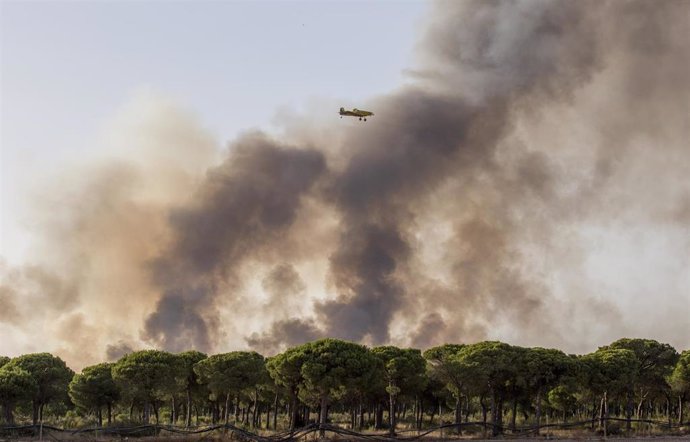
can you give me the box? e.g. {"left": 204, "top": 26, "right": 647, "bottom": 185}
{"left": 363, "top": 118, "right": 367, "bottom": 121}
{"left": 359, "top": 117, "right": 362, "bottom": 121}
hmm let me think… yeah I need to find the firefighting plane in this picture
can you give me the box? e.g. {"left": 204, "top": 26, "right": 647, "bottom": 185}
{"left": 339, "top": 107, "right": 374, "bottom": 121}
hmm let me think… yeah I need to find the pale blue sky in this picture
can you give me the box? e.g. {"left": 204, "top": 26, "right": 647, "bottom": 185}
{"left": 1, "top": 0, "right": 429, "bottom": 262}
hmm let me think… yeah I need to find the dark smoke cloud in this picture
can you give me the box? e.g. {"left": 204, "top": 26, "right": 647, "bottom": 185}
{"left": 105, "top": 341, "right": 137, "bottom": 362}
{"left": 262, "top": 264, "right": 306, "bottom": 305}
{"left": 409, "top": 313, "right": 447, "bottom": 350}
{"left": 143, "top": 133, "right": 325, "bottom": 352}
{"left": 246, "top": 318, "right": 322, "bottom": 356}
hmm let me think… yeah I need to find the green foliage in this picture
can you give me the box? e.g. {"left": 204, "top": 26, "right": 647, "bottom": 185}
{"left": 3, "top": 353, "right": 74, "bottom": 412}
{"left": 580, "top": 348, "right": 637, "bottom": 397}
{"left": 0, "top": 356, "right": 10, "bottom": 368}
{"left": 372, "top": 346, "right": 427, "bottom": 397}
{"left": 112, "top": 350, "right": 180, "bottom": 406}
{"left": 194, "top": 351, "right": 265, "bottom": 400}
{"left": 0, "top": 364, "right": 37, "bottom": 422}
{"left": 297, "top": 339, "right": 379, "bottom": 404}
{"left": 69, "top": 363, "right": 119, "bottom": 412}
{"left": 266, "top": 346, "right": 309, "bottom": 398}
{"left": 177, "top": 351, "right": 207, "bottom": 389}
{"left": 423, "top": 344, "right": 466, "bottom": 398}
{"left": 603, "top": 338, "right": 679, "bottom": 397}
{"left": 453, "top": 341, "right": 518, "bottom": 396}
{"left": 548, "top": 385, "right": 577, "bottom": 415}
{"left": 669, "top": 350, "right": 690, "bottom": 397}
{"left": 524, "top": 347, "right": 574, "bottom": 392}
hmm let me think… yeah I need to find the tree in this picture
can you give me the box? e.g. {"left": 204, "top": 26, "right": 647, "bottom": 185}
{"left": 424, "top": 344, "right": 466, "bottom": 430}
{"left": 580, "top": 348, "right": 637, "bottom": 432}
{"left": 548, "top": 385, "right": 577, "bottom": 422}
{"left": 3, "top": 353, "right": 74, "bottom": 425}
{"left": 669, "top": 350, "right": 690, "bottom": 424}
{"left": 69, "top": 363, "right": 119, "bottom": 426}
{"left": 523, "top": 347, "right": 573, "bottom": 433}
{"left": 0, "top": 365, "right": 37, "bottom": 424}
{"left": 372, "top": 346, "right": 427, "bottom": 435}
{"left": 603, "top": 338, "right": 679, "bottom": 422}
{"left": 69, "top": 364, "right": 117, "bottom": 424}
{"left": 177, "top": 351, "right": 207, "bottom": 428}
{"left": 112, "top": 350, "right": 180, "bottom": 424}
{"left": 454, "top": 342, "right": 519, "bottom": 436}
{"left": 194, "top": 351, "right": 266, "bottom": 424}
{"left": 266, "top": 349, "right": 308, "bottom": 430}
{"left": 297, "top": 339, "right": 378, "bottom": 436}
{"left": 0, "top": 357, "right": 9, "bottom": 368}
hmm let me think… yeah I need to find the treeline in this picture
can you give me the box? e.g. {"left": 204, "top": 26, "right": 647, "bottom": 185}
{"left": 0, "top": 338, "right": 688, "bottom": 436}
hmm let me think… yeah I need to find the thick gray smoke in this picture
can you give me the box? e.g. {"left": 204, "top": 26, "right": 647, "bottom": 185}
{"left": 142, "top": 133, "right": 326, "bottom": 351}
{"left": 1, "top": 0, "right": 688, "bottom": 368}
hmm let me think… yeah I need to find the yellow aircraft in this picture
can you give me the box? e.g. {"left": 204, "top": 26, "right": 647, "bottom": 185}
{"left": 339, "top": 107, "right": 374, "bottom": 121}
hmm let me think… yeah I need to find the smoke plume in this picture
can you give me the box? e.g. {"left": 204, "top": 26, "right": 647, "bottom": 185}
{"left": 1, "top": 0, "right": 688, "bottom": 368}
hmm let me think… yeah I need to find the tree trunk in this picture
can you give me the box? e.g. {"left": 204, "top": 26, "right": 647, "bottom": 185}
{"left": 679, "top": 395, "right": 684, "bottom": 425}
{"left": 252, "top": 389, "right": 259, "bottom": 428}
{"left": 32, "top": 401, "right": 39, "bottom": 425}
{"left": 416, "top": 398, "right": 422, "bottom": 430}
{"left": 496, "top": 395, "right": 504, "bottom": 436}
{"left": 439, "top": 401, "right": 444, "bottom": 439}
{"left": 455, "top": 395, "right": 463, "bottom": 434}
{"left": 171, "top": 396, "right": 176, "bottom": 424}
{"left": 375, "top": 403, "right": 383, "bottom": 429}
{"left": 535, "top": 385, "right": 543, "bottom": 436}
{"left": 490, "top": 390, "right": 500, "bottom": 437}
{"left": 480, "top": 396, "right": 488, "bottom": 438}
{"left": 144, "top": 402, "right": 150, "bottom": 424}
{"left": 273, "top": 392, "right": 278, "bottom": 430}
{"left": 359, "top": 401, "right": 365, "bottom": 430}
{"left": 4, "top": 402, "right": 15, "bottom": 424}
{"left": 389, "top": 392, "right": 397, "bottom": 436}
{"left": 186, "top": 388, "right": 192, "bottom": 428}
{"left": 224, "top": 392, "right": 231, "bottom": 424}
{"left": 98, "top": 407, "right": 103, "bottom": 427}
{"left": 510, "top": 396, "right": 517, "bottom": 432}
{"left": 636, "top": 398, "right": 644, "bottom": 419}
{"left": 319, "top": 396, "right": 328, "bottom": 437}
{"left": 289, "top": 394, "right": 298, "bottom": 430}
{"left": 602, "top": 391, "right": 608, "bottom": 437}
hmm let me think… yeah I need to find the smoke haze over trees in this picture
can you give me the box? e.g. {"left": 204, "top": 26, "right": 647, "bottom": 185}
{"left": 0, "top": 0, "right": 688, "bottom": 369}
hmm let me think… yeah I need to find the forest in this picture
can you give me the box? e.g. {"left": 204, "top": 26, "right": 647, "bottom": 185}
{"left": 0, "top": 338, "right": 688, "bottom": 438}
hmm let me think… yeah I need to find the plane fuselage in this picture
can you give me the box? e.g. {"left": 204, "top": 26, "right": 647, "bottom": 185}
{"left": 339, "top": 107, "right": 374, "bottom": 118}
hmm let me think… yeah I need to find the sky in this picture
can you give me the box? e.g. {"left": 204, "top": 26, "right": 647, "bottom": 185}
{"left": 0, "top": 0, "right": 688, "bottom": 371}
{"left": 1, "top": 0, "right": 427, "bottom": 263}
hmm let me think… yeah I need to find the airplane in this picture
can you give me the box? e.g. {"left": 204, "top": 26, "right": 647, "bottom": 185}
{"left": 339, "top": 107, "right": 374, "bottom": 121}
